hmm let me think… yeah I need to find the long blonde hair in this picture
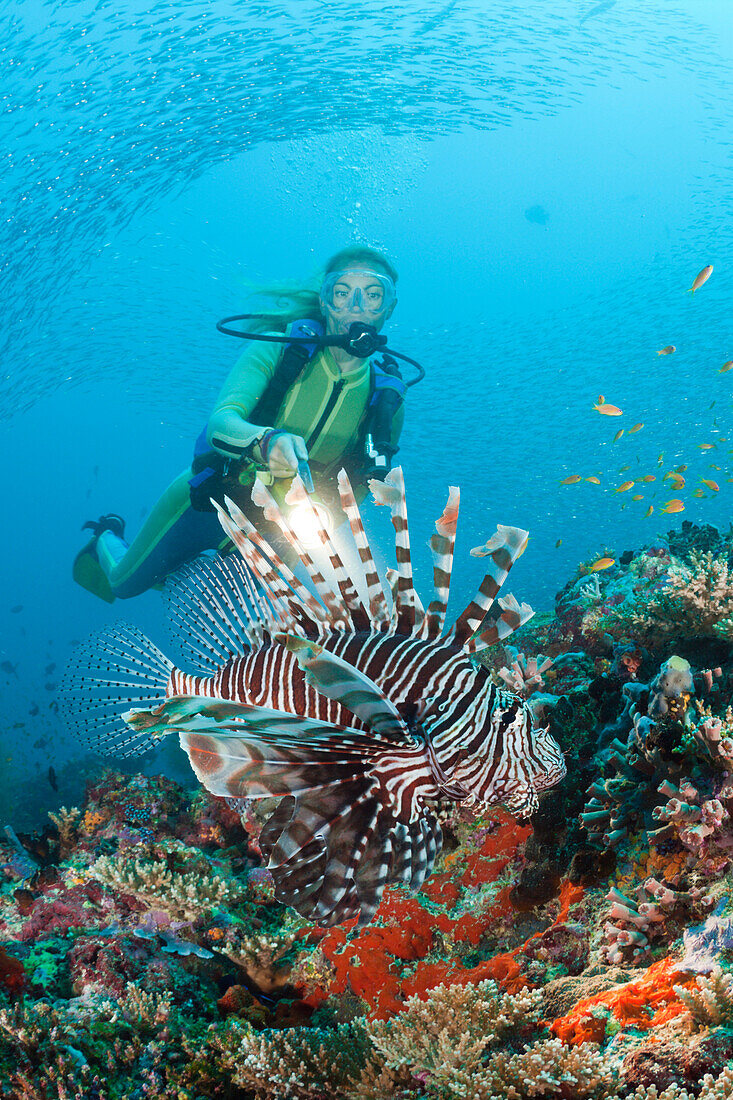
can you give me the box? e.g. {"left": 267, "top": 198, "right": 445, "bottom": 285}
{"left": 244, "top": 245, "right": 398, "bottom": 332}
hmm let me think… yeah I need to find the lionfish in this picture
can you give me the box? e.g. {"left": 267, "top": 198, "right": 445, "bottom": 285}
{"left": 62, "top": 469, "right": 565, "bottom": 927}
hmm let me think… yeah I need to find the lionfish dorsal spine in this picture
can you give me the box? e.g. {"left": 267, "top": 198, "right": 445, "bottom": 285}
{"left": 420, "top": 485, "right": 460, "bottom": 640}
{"left": 337, "top": 470, "right": 391, "bottom": 629}
{"left": 450, "top": 524, "right": 530, "bottom": 648}
{"left": 370, "top": 467, "right": 420, "bottom": 635}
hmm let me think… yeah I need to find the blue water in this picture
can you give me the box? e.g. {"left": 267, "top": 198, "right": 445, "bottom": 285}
{"left": 1, "top": 0, "right": 732, "bottom": 824}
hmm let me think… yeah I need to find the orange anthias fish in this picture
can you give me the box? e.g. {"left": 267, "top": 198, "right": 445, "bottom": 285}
{"left": 628, "top": 423, "right": 644, "bottom": 434}
{"left": 615, "top": 481, "right": 634, "bottom": 493}
{"left": 657, "top": 346, "right": 676, "bottom": 356}
{"left": 561, "top": 475, "right": 583, "bottom": 485}
{"left": 613, "top": 429, "right": 624, "bottom": 442}
{"left": 585, "top": 476, "right": 601, "bottom": 485}
{"left": 719, "top": 361, "right": 733, "bottom": 374}
{"left": 701, "top": 479, "right": 720, "bottom": 492}
{"left": 594, "top": 402, "right": 622, "bottom": 416}
{"left": 588, "top": 556, "right": 615, "bottom": 572}
{"left": 661, "top": 499, "right": 685, "bottom": 513}
{"left": 687, "top": 264, "right": 713, "bottom": 293}
{"left": 639, "top": 475, "right": 656, "bottom": 483}
{"left": 644, "top": 505, "right": 654, "bottom": 518}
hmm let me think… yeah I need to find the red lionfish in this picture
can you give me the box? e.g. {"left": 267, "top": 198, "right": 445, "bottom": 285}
{"left": 62, "top": 469, "right": 566, "bottom": 927}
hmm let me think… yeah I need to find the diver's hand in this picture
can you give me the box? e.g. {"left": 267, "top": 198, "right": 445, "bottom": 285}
{"left": 265, "top": 432, "right": 309, "bottom": 479}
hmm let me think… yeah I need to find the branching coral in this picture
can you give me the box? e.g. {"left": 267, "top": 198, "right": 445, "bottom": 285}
{"left": 48, "top": 805, "right": 82, "bottom": 848}
{"left": 90, "top": 845, "right": 239, "bottom": 920}
{"left": 624, "top": 1067, "right": 733, "bottom": 1100}
{"left": 673, "top": 966, "right": 733, "bottom": 1029}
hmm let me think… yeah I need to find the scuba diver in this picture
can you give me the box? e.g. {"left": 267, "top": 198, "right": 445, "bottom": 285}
{"left": 74, "top": 245, "right": 423, "bottom": 602}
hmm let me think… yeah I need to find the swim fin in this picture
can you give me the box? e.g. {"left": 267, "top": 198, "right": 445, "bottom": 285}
{"left": 73, "top": 538, "right": 117, "bottom": 603}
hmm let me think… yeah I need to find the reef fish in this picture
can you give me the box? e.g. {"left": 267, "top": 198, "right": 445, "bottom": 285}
{"left": 60, "top": 469, "right": 565, "bottom": 928}
{"left": 593, "top": 402, "right": 622, "bottom": 416}
{"left": 687, "top": 264, "right": 713, "bottom": 294}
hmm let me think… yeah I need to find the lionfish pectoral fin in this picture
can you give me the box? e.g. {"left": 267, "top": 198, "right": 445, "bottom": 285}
{"left": 276, "top": 633, "right": 411, "bottom": 741}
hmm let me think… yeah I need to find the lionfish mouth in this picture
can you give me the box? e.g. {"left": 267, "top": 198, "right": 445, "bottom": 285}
{"left": 61, "top": 466, "right": 565, "bottom": 928}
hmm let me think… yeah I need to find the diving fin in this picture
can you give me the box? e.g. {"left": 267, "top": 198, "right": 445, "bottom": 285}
{"left": 73, "top": 538, "right": 116, "bottom": 603}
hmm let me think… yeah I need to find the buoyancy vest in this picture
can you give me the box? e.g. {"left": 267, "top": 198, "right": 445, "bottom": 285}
{"left": 189, "top": 319, "right": 405, "bottom": 512}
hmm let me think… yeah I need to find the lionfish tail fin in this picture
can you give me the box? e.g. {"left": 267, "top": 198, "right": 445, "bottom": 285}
{"left": 451, "top": 524, "right": 530, "bottom": 648}
{"left": 58, "top": 624, "right": 174, "bottom": 757}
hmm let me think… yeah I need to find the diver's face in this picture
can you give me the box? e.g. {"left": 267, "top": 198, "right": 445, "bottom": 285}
{"left": 320, "top": 267, "right": 397, "bottom": 338}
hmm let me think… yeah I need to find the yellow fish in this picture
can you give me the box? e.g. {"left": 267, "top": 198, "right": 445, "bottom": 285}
{"left": 674, "top": 464, "right": 687, "bottom": 473}
{"left": 661, "top": 499, "right": 685, "bottom": 513}
{"left": 699, "top": 443, "right": 715, "bottom": 450}
{"left": 644, "top": 505, "right": 654, "bottom": 518}
{"left": 701, "top": 479, "right": 720, "bottom": 492}
{"left": 719, "top": 361, "right": 733, "bottom": 373}
{"left": 618, "top": 464, "right": 631, "bottom": 472}
{"left": 588, "top": 556, "right": 615, "bottom": 572}
{"left": 561, "top": 475, "right": 583, "bottom": 485}
{"left": 692, "top": 489, "right": 706, "bottom": 498}
{"left": 632, "top": 494, "right": 644, "bottom": 501}
{"left": 594, "top": 402, "right": 622, "bottom": 416}
{"left": 639, "top": 474, "right": 656, "bottom": 483}
{"left": 657, "top": 345, "right": 676, "bottom": 355}
{"left": 615, "top": 481, "right": 635, "bottom": 493}
{"left": 613, "top": 429, "right": 624, "bottom": 442}
{"left": 668, "top": 476, "right": 685, "bottom": 489}
{"left": 710, "top": 464, "right": 722, "bottom": 470}
{"left": 585, "top": 476, "right": 601, "bottom": 485}
{"left": 628, "top": 423, "right": 644, "bottom": 433}
{"left": 687, "top": 264, "right": 713, "bottom": 293}
{"left": 657, "top": 452, "right": 664, "bottom": 465}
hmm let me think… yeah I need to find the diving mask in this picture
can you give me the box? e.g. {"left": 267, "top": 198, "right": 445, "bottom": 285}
{"left": 320, "top": 269, "right": 396, "bottom": 317}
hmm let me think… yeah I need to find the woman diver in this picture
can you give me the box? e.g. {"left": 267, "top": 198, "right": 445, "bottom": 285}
{"left": 74, "top": 245, "right": 411, "bottom": 602}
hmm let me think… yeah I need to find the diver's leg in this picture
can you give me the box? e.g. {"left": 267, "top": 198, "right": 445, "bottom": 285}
{"left": 77, "top": 471, "right": 229, "bottom": 600}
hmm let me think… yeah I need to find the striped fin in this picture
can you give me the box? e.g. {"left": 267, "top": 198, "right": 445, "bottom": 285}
{"left": 469, "top": 593, "right": 535, "bottom": 652}
{"left": 214, "top": 498, "right": 315, "bottom": 635}
{"left": 421, "top": 486, "right": 460, "bottom": 640}
{"left": 337, "top": 470, "right": 391, "bottom": 628}
{"left": 451, "top": 524, "right": 530, "bottom": 648}
{"left": 58, "top": 624, "right": 174, "bottom": 758}
{"left": 285, "top": 477, "right": 371, "bottom": 631}
{"left": 246, "top": 482, "right": 350, "bottom": 631}
{"left": 278, "top": 634, "right": 410, "bottom": 739}
{"left": 162, "top": 554, "right": 263, "bottom": 673}
{"left": 370, "top": 467, "right": 418, "bottom": 635}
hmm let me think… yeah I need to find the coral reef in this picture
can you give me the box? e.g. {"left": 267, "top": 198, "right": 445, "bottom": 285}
{"left": 3, "top": 519, "right": 733, "bottom": 1096}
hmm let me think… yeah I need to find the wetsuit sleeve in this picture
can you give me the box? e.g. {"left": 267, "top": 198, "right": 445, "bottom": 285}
{"left": 206, "top": 337, "right": 283, "bottom": 459}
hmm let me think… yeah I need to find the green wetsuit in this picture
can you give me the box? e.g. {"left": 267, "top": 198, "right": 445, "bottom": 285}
{"left": 86, "top": 335, "right": 404, "bottom": 600}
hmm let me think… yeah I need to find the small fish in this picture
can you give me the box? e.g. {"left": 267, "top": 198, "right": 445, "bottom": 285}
{"left": 10, "top": 606, "right": 23, "bottom": 614}
{"left": 618, "top": 464, "right": 631, "bottom": 472}
{"left": 661, "top": 499, "right": 685, "bottom": 513}
{"left": 585, "top": 476, "right": 601, "bottom": 485}
{"left": 628, "top": 423, "right": 644, "bottom": 434}
{"left": 555, "top": 539, "right": 562, "bottom": 548}
{"left": 657, "top": 453, "right": 665, "bottom": 464}
{"left": 687, "top": 264, "right": 713, "bottom": 293}
{"left": 657, "top": 345, "right": 676, "bottom": 356}
{"left": 560, "top": 475, "right": 583, "bottom": 485}
{"left": 593, "top": 402, "right": 622, "bottom": 416}
{"left": 701, "top": 479, "right": 720, "bottom": 492}
{"left": 692, "top": 489, "right": 706, "bottom": 498}
{"left": 710, "top": 464, "right": 722, "bottom": 470}
{"left": 588, "top": 556, "right": 615, "bottom": 572}
{"left": 615, "top": 481, "right": 635, "bottom": 493}
{"left": 597, "top": 394, "right": 605, "bottom": 404}
{"left": 719, "top": 361, "right": 733, "bottom": 373}
{"left": 699, "top": 443, "right": 715, "bottom": 450}
{"left": 674, "top": 465, "right": 687, "bottom": 473}
{"left": 644, "top": 505, "right": 654, "bottom": 518}
{"left": 639, "top": 475, "right": 656, "bottom": 483}
{"left": 48, "top": 766, "right": 58, "bottom": 792}
{"left": 632, "top": 494, "right": 644, "bottom": 501}
{"left": 668, "top": 476, "right": 685, "bottom": 490}
{"left": 613, "top": 429, "right": 624, "bottom": 442}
